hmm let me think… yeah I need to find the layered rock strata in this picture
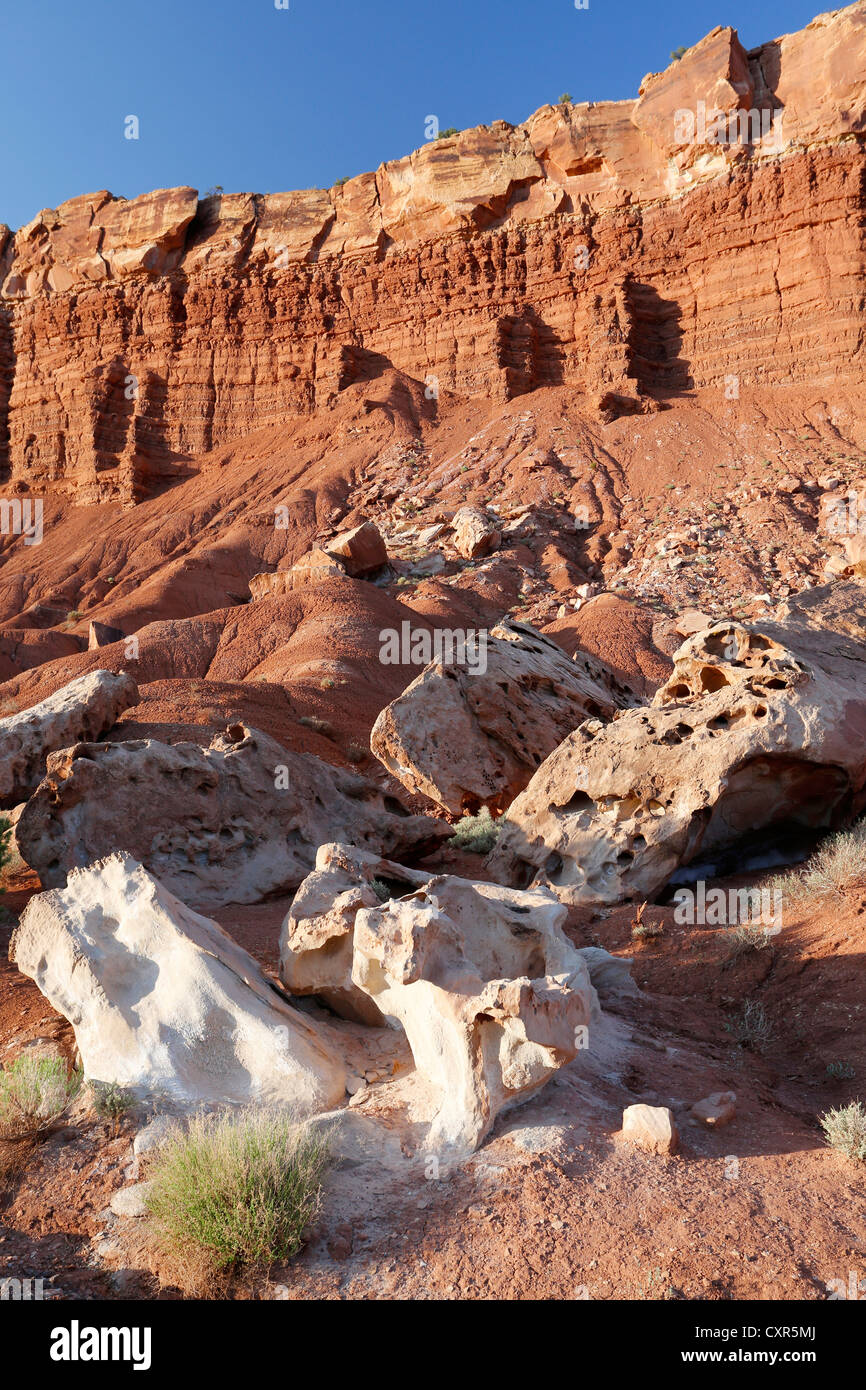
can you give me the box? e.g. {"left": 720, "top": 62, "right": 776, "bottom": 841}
{"left": 1, "top": 7, "right": 864, "bottom": 500}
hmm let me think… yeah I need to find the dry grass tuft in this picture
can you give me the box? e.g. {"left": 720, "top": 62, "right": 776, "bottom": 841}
{"left": 145, "top": 1107, "right": 329, "bottom": 1294}
{"left": 0, "top": 1056, "right": 83, "bottom": 1187}
{"left": 772, "top": 823, "right": 866, "bottom": 903}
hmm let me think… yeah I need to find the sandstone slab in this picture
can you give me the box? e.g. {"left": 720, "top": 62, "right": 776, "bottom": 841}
{"left": 370, "top": 620, "right": 635, "bottom": 814}
{"left": 325, "top": 522, "right": 387, "bottom": 577}
{"left": 110, "top": 1182, "right": 153, "bottom": 1219}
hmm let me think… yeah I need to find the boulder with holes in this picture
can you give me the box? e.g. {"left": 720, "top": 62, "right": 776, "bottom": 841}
{"left": 280, "top": 842, "right": 634, "bottom": 1155}
{"left": 280, "top": 842, "right": 430, "bottom": 1025}
{"left": 488, "top": 599, "right": 866, "bottom": 903}
{"left": 16, "top": 723, "right": 448, "bottom": 910}
{"left": 370, "top": 620, "right": 636, "bottom": 814}
{"left": 349, "top": 875, "right": 598, "bottom": 1154}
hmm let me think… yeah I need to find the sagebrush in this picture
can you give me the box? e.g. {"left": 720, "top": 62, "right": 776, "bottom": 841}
{"left": 820, "top": 1101, "right": 866, "bottom": 1162}
{"left": 449, "top": 807, "right": 501, "bottom": 855}
{"left": 0, "top": 1056, "right": 82, "bottom": 1140}
{"left": 772, "top": 823, "right": 866, "bottom": 902}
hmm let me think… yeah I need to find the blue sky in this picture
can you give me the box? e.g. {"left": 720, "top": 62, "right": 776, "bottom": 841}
{"left": 1, "top": 0, "right": 828, "bottom": 230}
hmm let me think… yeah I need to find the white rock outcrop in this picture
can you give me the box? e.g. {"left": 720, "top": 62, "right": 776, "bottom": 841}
{"left": 282, "top": 844, "right": 610, "bottom": 1155}
{"left": 10, "top": 853, "right": 347, "bottom": 1110}
{"left": 280, "top": 846, "right": 639, "bottom": 1155}
{"left": 350, "top": 878, "right": 597, "bottom": 1154}
{"left": 281, "top": 842, "right": 430, "bottom": 1025}
{"left": 16, "top": 722, "right": 447, "bottom": 909}
{"left": 0, "top": 668, "right": 138, "bottom": 805}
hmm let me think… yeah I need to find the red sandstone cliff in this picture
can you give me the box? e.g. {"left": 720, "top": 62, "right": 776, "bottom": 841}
{"left": 1, "top": 3, "right": 865, "bottom": 503}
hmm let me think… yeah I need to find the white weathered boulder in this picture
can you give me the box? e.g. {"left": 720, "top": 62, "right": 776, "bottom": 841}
{"left": 10, "top": 853, "right": 347, "bottom": 1110}
{"left": 16, "top": 722, "right": 447, "bottom": 909}
{"left": 0, "top": 669, "right": 138, "bottom": 806}
{"left": 280, "top": 842, "right": 430, "bottom": 1025}
{"left": 110, "top": 1182, "right": 153, "bottom": 1219}
{"left": 350, "top": 878, "right": 597, "bottom": 1155}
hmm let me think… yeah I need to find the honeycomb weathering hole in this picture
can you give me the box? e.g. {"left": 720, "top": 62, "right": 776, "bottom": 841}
{"left": 700, "top": 666, "right": 730, "bottom": 692}
{"left": 704, "top": 633, "right": 736, "bottom": 659}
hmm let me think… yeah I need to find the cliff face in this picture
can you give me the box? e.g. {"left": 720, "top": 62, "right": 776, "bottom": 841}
{"left": 1, "top": 4, "right": 865, "bottom": 502}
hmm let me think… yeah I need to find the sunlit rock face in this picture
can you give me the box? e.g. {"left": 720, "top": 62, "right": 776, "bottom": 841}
{"left": 2, "top": 7, "right": 865, "bottom": 501}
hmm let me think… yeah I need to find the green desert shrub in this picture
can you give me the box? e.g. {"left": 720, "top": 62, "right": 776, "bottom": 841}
{"left": 90, "top": 1080, "right": 135, "bottom": 1132}
{"left": 826, "top": 1061, "right": 856, "bottom": 1081}
{"left": 449, "top": 807, "right": 501, "bottom": 855}
{"left": 820, "top": 1101, "right": 866, "bottom": 1162}
{"left": 145, "top": 1108, "right": 329, "bottom": 1278}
